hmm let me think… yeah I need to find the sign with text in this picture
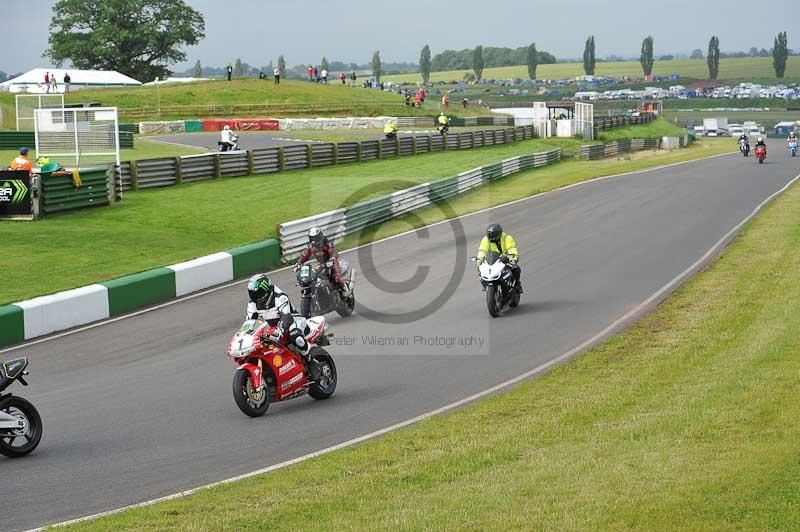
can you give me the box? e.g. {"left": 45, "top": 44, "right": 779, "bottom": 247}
{"left": 0, "top": 170, "right": 32, "bottom": 217}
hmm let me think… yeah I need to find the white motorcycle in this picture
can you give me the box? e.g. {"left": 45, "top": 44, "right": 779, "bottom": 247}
{"left": 739, "top": 138, "right": 750, "bottom": 157}
{"left": 470, "top": 252, "right": 520, "bottom": 317}
{"left": 218, "top": 133, "right": 240, "bottom": 152}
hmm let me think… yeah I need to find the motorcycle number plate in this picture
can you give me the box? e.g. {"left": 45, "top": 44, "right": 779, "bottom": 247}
{"left": 301, "top": 266, "right": 310, "bottom": 276}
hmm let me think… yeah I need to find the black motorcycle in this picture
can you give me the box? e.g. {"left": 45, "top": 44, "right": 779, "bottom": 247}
{"left": 0, "top": 357, "right": 42, "bottom": 458}
{"left": 437, "top": 122, "right": 450, "bottom": 136}
{"left": 296, "top": 260, "right": 356, "bottom": 319}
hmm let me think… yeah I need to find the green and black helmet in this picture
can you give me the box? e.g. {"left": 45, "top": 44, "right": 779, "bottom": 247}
{"left": 247, "top": 274, "right": 273, "bottom": 305}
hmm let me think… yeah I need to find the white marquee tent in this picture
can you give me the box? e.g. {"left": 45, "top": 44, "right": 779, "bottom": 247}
{"left": 0, "top": 68, "right": 141, "bottom": 94}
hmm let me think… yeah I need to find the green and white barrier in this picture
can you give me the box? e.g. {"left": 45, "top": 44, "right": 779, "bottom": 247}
{"left": 0, "top": 239, "right": 281, "bottom": 348}
{"left": 278, "top": 149, "right": 562, "bottom": 261}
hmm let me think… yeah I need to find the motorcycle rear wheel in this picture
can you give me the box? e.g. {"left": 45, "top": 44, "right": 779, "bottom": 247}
{"left": 308, "top": 348, "right": 337, "bottom": 400}
{"left": 0, "top": 397, "right": 42, "bottom": 458}
{"left": 232, "top": 369, "right": 270, "bottom": 417}
{"left": 336, "top": 293, "right": 355, "bottom": 317}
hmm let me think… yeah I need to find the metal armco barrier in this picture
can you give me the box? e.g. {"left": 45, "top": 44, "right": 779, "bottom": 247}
{"left": 278, "top": 148, "right": 561, "bottom": 260}
{"left": 114, "top": 125, "right": 538, "bottom": 194}
{"left": 578, "top": 138, "right": 663, "bottom": 160}
{"left": 41, "top": 167, "right": 111, "bottom": 214}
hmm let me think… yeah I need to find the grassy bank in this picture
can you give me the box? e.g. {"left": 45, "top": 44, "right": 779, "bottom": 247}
{"left": 385, "top": 56, "right": 799, "bottom": 84}
{"left": 63, "top": 137, "right": 797, "bottom": 531}
{"left": 0, "top": 133, "right": 727, "bottom": 305}
{"left": 0, "top": 79, "right": 492, "bottom": 126}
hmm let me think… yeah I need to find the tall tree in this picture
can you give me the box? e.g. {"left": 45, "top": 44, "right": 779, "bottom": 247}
{"left": 233, "top": 58, "right": 243, "bottom": 77}
{"left": 583, "top": 35, "right": 596, "bottom": 75}
{"left": 193, "top": 60, "right": 202, "bottom": 77}
{"left": 419, "top": 44, "right": 432, "bottom": 84}
{"left": 690, "top": 48, "right": 704, "bottom": 60}
{"left": 773, "top": 31, "right": 789, "bottom": 78}
{"left": 321, "top": 57, "right": 329, "bottom": 72}
{"left": 526, "top": 42, "right": 538, "bottom": 80}
{"left": 640, "top": 36, "right": 654, "bottom": 76}
{"left": 45, "top": 0, "right": 205, "bottom": 82}
{"left": 473, "top": 45, "right": 484, "bottom": 81}
{"left": 707, "top": 36, "right": 720, "bottom": 79}
{"left": 278, "top": 55, "right": 286, "bottom": 75}
{"left": 372, "top": 51, "right": 382, "bottom": 82}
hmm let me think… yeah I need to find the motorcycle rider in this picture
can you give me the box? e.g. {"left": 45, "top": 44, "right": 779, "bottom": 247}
{"left": 384, "top": 121, "right": 399, "bottom": 139}
{"left": 788, "top": 130, "right": 797, "bottom": 146}
{"left": 437, "top": 112, "right": 450, "bottom": 134}
{"left": 476, "top": 224, "right": 522, "bottom": 293}
{"left": 295, "top": 227, "right": 347, "bottom": 296}
{"left": 755, "top": 136, "right": 767, "bottom": 149}
{"left": 245, "top": 274, "right": 311, "bottom": 358}
{"left": 220, "top": 125, "right": 238, "bottom": 151}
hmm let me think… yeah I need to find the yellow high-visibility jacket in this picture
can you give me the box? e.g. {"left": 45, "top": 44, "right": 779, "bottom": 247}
{"left": 437, "top": 114, "right": 449, "bottom": 125}
{"left": 477, "top": 232, "right": 518, "bottom": 264}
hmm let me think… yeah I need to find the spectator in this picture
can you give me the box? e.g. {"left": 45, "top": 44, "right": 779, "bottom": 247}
{"left": 414, "top": 93, "right": 421, "bottom": 108}
{"left": 227, "top": 64, "right": 233, "bottom": 81}
{"left": 258, "top": 71, "right": 266, "bottom": 79}
{"left": 339, "top": 72, "right": 346, "bottom": 85}
{"left": 441, "top": 93, "right": 449, "bottom": 108}
{"left": 50, "top": 75, "right": 58, "bottom": 93}
{"left": 418, "top": 86, "right": 426, "bottom": 106}
{"left": 44, "top": 71, "right": 50, "bottom": 93}
{"left": 350, "top": 71, "right": 357, "bottom": 87}
{"left": 308, "top": 65, "right": 313, "bottom": 81}
{"left": 313, "top": 66, "right": 319, "bottom": 82}
{"left": 462, "top": 98, "right": 469, "bottom": 108}
{"left": 63, "top": 72, "right": 71, "bottom": 93}
{"left": 321, "top": 68, "right": 328, "bottom": 84}
{"left": 274, "top": 66, "right": 280, "bottom": 85}
{"left": 8, "top": 147, "right": 32, "bottom": 175}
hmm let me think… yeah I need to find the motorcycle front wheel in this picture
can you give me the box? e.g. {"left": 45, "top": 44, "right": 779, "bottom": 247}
{"left": 232, "top": 369, "right": 270, "bottom": 417}
{"left": 0, "top": 397, "right": 42, "bottom": 458}
{"left": 486, "top": 285, "right": 501, "bottom": 318}
{"left": 308, "top": 349, "right": 337, "bottom": 400}
{"left": 300, "top": 296, "right": 313, "bottom": 319}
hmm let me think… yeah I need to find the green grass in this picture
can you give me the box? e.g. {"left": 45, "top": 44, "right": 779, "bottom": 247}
{"left": 60, "top": 135, "right": 785, "bottom": 532}
{"left": 0, "top": 120, "right": 691, "bottom": 304}
{"left": 596, "top": 119, "right": 684, "bottom": 141}
{"left": 0, "top": 138, "right": 204, "bottom": 167}
{"left": 385, "top": 56, "right": 800, "bottom": 84}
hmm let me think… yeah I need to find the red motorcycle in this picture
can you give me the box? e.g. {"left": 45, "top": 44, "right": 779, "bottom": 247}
{"left": 226, "top": 313, "right": 337, "bottom": 417}
{"left": 755, "top": 145, "right": 767, "bottom": 164}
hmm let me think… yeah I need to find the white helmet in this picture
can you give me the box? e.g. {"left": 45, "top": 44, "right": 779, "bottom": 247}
{"left": 758, "top": 137, "right": 764, "bottom": 142}
{"left": 223, "top": 125, "right": 231, "bottom": 131}
{"left": 308, "top": 226, "right": 324, "bottom": 246}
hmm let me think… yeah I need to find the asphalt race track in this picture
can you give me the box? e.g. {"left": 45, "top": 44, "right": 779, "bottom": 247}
{"left": 146, "top": 131, "right": 314, "bottom": 151}
{"left": 3, "top": 142, "right": 798, "bottom": 531}
{"left": 146, "top": 130, "right": 431, "bottom": 151}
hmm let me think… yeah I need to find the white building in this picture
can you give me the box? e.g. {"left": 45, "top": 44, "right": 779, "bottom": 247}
{"left": 0, "top": 68, "right": 141, "bottom": 93}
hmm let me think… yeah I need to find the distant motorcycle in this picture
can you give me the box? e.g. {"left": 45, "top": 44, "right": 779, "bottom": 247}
{"left": 0, "top": 358, "right": 42, "bottom": 458}
{"left": 437, "top": 122, "right": 450, "bottom": 136}
{"left": 470, "top": 252, "right": 520, "bottom": 318}
{"left": 296, "top": 260, "right": 355, "bottom": 319}
{"left": 218, "top": 134, "right": 240, "bottom": 152}
{"left": 739, "top": 138, "right": 750, "bottom": 157}
{"left": 755, "top": 145, "right": 767, "bottom": 164}
{"left": 789, "top": 140, "right": 798, "bottom": 157}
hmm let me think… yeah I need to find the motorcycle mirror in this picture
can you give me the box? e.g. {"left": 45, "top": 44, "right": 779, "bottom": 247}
{"left": 469, "top": 257, "right": 477, "bottom": 262}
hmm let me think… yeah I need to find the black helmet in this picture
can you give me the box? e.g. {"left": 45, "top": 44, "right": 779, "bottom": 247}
{"left": 308, "top": 226, "right": 324, "bottom": 247}
{"left": 487, "top": 224, "right": 503, "bottom": 244}
{"left": 247, "top": 274, "right": 273, "bottom": 305}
